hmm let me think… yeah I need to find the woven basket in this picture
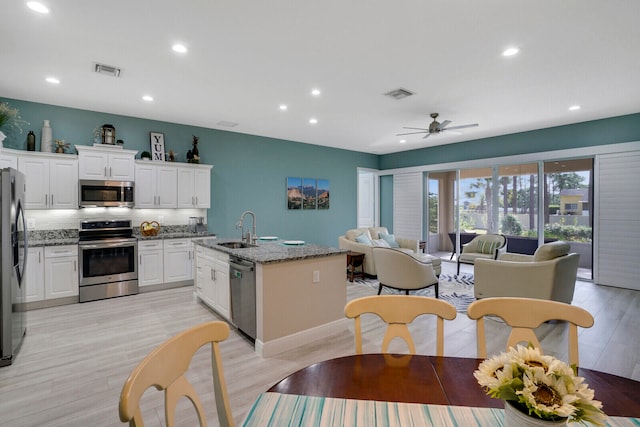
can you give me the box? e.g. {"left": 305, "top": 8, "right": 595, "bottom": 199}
{"left": 140, "top": 221, "right": 160, "bottom": 236}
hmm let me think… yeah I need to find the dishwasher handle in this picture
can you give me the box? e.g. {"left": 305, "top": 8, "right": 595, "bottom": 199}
{"left": 229, "top": 258, "right": 255, "bottom": 272}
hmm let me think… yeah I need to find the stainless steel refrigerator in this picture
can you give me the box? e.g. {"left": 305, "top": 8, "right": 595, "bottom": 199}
{"left": 0, "top": 168, "right": 28, "bottom": 367}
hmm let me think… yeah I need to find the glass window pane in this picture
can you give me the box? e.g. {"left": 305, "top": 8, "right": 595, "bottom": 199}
{"left": 543, "top": 158, "right": 593, "bottom": 280}
{"left": 459, "top": 168, "right": 494, "bottom": 233}
{"left": 497, "top": 163, "right": 538, "bottom": 241}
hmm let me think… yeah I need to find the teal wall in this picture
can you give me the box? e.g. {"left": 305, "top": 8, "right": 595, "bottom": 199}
{"left": 380, "top": 113, "right": 640, "bottom": 169}
{"left": 1, "top": 97, "right": 379, "bottom": 246}
{"left": 379, "top": 175, "right": 394, "bottom": 232}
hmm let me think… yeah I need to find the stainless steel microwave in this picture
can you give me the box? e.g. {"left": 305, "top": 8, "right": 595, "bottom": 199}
{"left": 79, "top": 180, "right": 134, "bottom": 208}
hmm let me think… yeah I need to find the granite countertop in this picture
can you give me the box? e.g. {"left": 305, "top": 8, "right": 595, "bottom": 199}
{"left": 28, "top": 227, "right": 217, "bottom": 247}
{"left": 29, "top": 238, "right": 79, "bottom": 247}
{"left": 136, "top": 232, "right": 217, "bottom": 240}
{"left": 195, "top": 238, "right": 347, "bottom": 264}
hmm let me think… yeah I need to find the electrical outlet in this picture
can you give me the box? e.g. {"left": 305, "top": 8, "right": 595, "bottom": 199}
{"left": 313, "top": 270, "right": 320, "bottom": 283}
{"left": 158, "top": 216, "right": 164, "bottom": 223}
{"left": 27, "top": 218, "right": 36, "bottom": 229}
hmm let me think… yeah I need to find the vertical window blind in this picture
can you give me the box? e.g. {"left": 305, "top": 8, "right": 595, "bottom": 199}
{"left": 393, "top": 172, "right": 423, "bottom": 240}
{"left": 596, "top": 152, "right": 640, "bottom": 290}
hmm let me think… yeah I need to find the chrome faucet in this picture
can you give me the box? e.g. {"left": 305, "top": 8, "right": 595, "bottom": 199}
{"left": 236, "top": 210, "right": 257, "bottom": 244}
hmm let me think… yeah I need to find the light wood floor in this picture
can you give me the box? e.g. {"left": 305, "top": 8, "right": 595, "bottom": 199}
{"left": 0, "top": 261, "right": 638, "bottom": 426}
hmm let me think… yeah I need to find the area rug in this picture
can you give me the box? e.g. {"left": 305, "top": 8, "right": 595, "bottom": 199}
{"left": 353, "top": 273, "right": 475, "bottom": 313}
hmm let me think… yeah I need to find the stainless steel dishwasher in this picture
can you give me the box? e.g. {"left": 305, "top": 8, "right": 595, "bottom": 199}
{"left": 229, "top": 256, "right": 256, "bottom": 341}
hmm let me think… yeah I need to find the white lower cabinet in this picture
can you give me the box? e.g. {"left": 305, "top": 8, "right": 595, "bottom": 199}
{"left": 138, "top": 240, "right": 164, "bottom": 287}
{"left": 163, "top": 239, "right": 193, "bottom": 283}
{"left": 25, "top": 247, "right": 45, "bottom": 303}
{"left": 195, "top": 246, "right": 230, "bottom": 320}
{"left": 44, "top": 245, "right": 79, "bottom": 299}
{"left": 138, "top": 238, "right": 194, "bottom": 286}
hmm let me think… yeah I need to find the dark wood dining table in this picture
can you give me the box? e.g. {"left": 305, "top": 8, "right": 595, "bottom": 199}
{"left": 268, "top": 353, "right": 640, "bottom": 418}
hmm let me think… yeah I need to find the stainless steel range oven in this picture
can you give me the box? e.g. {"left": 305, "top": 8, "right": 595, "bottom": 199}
{"left": 78, "top": 220, "right": 138, "bottom": 302}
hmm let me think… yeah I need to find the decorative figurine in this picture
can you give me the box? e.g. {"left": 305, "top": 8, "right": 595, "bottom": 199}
{"left": 168, "top": 149, "right": 175, "bottom": 162}
{"left": 188, "top": 135, "right": 200, "bottom": 163}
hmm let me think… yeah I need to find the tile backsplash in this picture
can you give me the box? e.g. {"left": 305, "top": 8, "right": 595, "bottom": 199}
{"left": 24, "top": 208, "right": 207, "bottom": 231}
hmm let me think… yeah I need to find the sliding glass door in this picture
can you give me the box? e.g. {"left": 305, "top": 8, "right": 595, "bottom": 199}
{"left": 426, "top": 159, "right": 591, "bottom": 278}
{"left": 543, "top": 159, "right": 593, "bottom": 279}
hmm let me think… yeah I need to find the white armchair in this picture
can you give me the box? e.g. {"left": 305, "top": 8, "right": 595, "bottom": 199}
{"left": 372, "top": 247, "right": 439, "bottom": 297}
{"left": 457, "top": 233, "right": 507, "bottom": 275}
{"left": 338, "top": 227, "right": 419, "bottom": 276}
{"left": 474, "top": 241, "right": 580, "bottom": 304}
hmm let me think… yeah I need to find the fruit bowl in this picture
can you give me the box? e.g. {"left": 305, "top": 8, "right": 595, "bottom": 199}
{"left": 140, "top": 221, "right": 160, "bottom": 236}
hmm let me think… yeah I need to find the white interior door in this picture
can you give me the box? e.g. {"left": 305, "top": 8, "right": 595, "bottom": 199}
{"left": 357, "top": 169, "right": 377, "bottom": 228}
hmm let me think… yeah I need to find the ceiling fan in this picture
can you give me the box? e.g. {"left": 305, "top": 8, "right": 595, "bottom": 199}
{"left": 397, "top": 113, "right": 478, "bottom": 139}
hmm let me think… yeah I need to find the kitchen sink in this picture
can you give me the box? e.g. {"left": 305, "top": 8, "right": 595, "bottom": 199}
{"left": 216, "top": 241, "right": 256, "bottom": 249}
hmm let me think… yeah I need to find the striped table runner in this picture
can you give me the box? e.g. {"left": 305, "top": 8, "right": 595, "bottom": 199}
{"left": 242, "top": 392, "right": 640, "bottom": 427}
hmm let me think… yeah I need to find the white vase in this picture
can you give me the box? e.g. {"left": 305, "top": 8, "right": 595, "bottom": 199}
{"left": 41, "top": 120, "right": 53, "bottom": 152}
{"left": 504, "top": 401, "right": 567, "bottom": 427}
{"left": 0, "top": 130, "right": 5, "bottom": 148}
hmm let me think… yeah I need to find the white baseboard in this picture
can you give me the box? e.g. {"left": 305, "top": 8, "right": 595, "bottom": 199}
{"left": 255, "top": 318, "right": 350, "bottom": 358}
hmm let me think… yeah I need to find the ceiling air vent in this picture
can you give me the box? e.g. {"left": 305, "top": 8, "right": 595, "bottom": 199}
{"left": 93, "top": 62, "right": 122, "bottom": 77}
{"left": 384, "top": 88, "right": 415, "bottom": 100}
{"left": 217, "top": 120, "right": 238, "bottom": 127}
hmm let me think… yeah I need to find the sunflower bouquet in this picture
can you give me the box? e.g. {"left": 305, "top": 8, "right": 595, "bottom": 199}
{"left": 474, "top": 344, "right": 606, "bottom": 426}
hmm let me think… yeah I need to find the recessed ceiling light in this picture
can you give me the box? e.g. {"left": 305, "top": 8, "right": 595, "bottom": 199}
{"left": 45, "top": 76, "right": 60, "bottom": 84}
{"left": 569, "top": 105, "right": 581, "bottom": 111}
{"left": 172, "top": 44, "right": 187, "bottom": 53}
{"left": 502, "top": 47, "right": 519, "bottom": 57}
{"left": 399, "top": 139, "right": 406, "bottom": 144}
{"left": 27, "top": 2, "right": 49, "bottom": 13}
{"left": 311, "top": 89, "right": 321, "bottom": 96}
{"left": 279, "top": 104, "right": 288, "bottom": 111}
{"left": 142, "top": 95, "right": 154, "bottom": 102}
{"left": 309, "top": 118, "right": 318, "bottom": 124}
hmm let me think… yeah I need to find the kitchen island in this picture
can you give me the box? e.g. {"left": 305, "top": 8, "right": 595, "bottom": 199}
{"left": 194, "top": 238, "right": 348, "bottom": 357}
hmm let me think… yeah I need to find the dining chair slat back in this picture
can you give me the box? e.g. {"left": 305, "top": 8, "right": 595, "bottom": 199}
{"left": 467, "top": 297, "right": 594, "bottom": 367}
{"left": 119, "top": 321, "right": 235, "bottom": 427}
{"left": 345, "top": 295, "right": 456, "bottom": 356}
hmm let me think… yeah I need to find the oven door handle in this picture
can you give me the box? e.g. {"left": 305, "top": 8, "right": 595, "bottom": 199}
{"left": 80, "top": 241, "right": 136, "bottom": 249}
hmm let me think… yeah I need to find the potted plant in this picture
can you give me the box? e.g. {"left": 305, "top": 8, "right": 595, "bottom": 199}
{"left": 54, "top": 139, "right": 70, "bottom": 153}
{"left": 474, "top": 344, "right": 606, "bottom": 426}
{"left": 0, "top": 102, "right": 28, "bottom": 147}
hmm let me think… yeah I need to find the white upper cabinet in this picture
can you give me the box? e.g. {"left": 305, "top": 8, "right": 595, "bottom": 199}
{"left": 18, "top": 152, "right": 78, "bottom": 210}
{"left": 177, "top": 164, "right": 212, "bottom": 208}
{"left": 135, "top": 162, "right": 178, "bottom": 208}
{"left": 77, "top": 145, "right": 136, "bottom": 181}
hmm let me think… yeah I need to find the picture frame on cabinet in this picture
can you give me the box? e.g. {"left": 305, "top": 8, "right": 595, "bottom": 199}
{"left": 149, "top": 132, "right": 165, "bottom": 161}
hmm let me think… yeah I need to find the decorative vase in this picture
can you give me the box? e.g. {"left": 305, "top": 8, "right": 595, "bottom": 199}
{"left": 27, "top": 131, "right": 36, "bottom": 151}
{"left": 504, "top": 401, "right": 567, "bottom": 427}
{"left": 0, "top": 130, "right": 5, "bottom": 148}
{"left": 41, "top": 120, "right": 53, "bottom": 152}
